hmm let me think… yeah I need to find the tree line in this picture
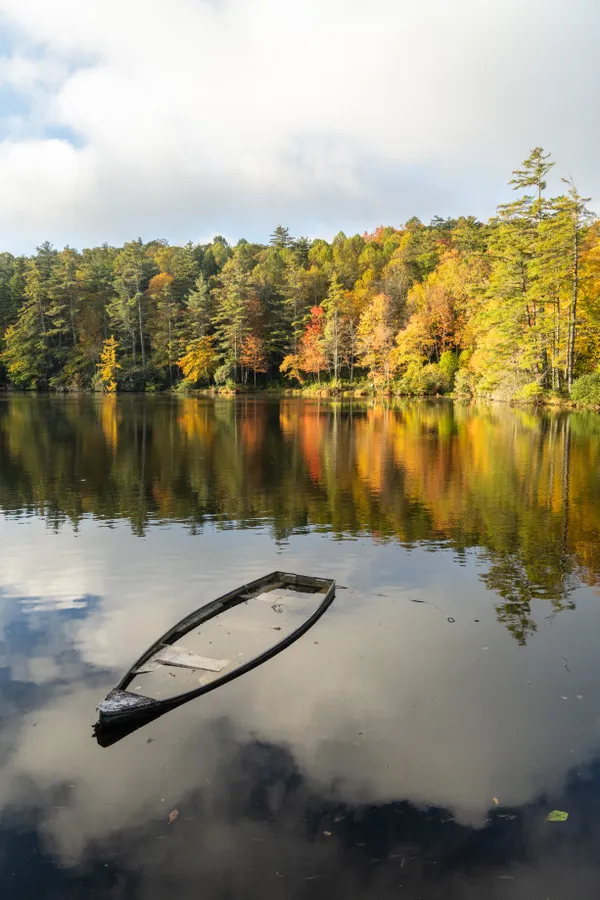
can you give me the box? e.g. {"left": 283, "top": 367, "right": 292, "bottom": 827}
{"left": 1, "top": 148, "right": 599, "bottom": 401}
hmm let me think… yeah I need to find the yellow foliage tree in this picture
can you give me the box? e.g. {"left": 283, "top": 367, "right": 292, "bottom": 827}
{"left": 357, "top": 293, "right": 397, "bottom": 390}
{"left": 177, "top": 336, "right": 217, "bottom": 386}
{"left": 280, "top": 353, "right": 304, "bottom": 384}
{"left": 393, "top": 316, "right": 437, "bottom": 370}
{"left": 578, "top": 225, "right": 600, "bottom": 370}
{"left": 97, "top": 336, "right": 120, "bottom": 393}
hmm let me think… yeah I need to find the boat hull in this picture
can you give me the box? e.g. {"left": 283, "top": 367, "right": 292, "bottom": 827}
{"left": 96, "top": 571, "right": 335, "bottom": 730}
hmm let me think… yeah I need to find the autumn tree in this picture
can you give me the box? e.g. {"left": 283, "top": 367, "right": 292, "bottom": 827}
{"left": 97, "top": 336, "right": 120, "bottom": 393}
{"left": 280, "top": 353, "right": 304, "bottom": 384}
{"left": 152, "top": 243, "right": 198, "bottom": 304}
{"left": 554, "top": 181, "right": 593, "bottom": 390}
{"left": 357, "top": 293, "right": 397, "bottom": 390}
{"left": 299, "top": 306, "right": 327, "bottom": 383}
{"left": 240, "top": 334, "right": 268, "bottom": 388}
{"left": 177, "top": 336, "right": 217, "bottom": 386}
{"left": 344, "top": 269, "right": 375, "bottom": 381}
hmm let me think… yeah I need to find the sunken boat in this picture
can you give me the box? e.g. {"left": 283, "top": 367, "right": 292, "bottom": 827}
{"left": 96, "top": 571, "right": 335, "bottom": 729}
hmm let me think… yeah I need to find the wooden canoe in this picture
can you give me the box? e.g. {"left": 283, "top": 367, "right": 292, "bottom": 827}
{"left": 95, "top": 571, "right": 335, "bottom": 730}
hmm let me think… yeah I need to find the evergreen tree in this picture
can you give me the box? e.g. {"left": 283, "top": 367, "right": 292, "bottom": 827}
{"left": 183, "top": 274, "right": 213, "bottom": 341}
{"left": 148, "top": 272, "right": 178, "bottom": 384}
{"left": 111, "top": 240, "right": 155, "bottom": 371}
{"left": 213, "top": 254, "right": 252, "bottom": 382}
{"left": 283, "top": 259, "right": 310, "bottom": 355}
{"left": 2, "top": 261, "right": 50, "bottom": 388}
{"left": 0, "top": 253, "right": 17, "bottom": 335}
{"left": 269, "top": 226, "right": 293, "bottom": 249}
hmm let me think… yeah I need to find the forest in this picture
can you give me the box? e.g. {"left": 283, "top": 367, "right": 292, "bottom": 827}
{"left": 1, "top": 148, "right": 600, "bottom": 404}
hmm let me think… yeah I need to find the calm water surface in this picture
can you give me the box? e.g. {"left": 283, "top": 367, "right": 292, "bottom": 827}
{"left": 2, "top": 395, "right": 600, "bottom": 898}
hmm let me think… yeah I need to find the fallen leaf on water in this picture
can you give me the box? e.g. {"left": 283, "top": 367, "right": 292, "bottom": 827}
{"left": 492, "top": 797, "right": 499, "bottom": 805}
{"left": 168, "top": 809, "right": 179, "bottom": 824}
{"left": 546, "top": 810, "right": 569, "bottom": 822}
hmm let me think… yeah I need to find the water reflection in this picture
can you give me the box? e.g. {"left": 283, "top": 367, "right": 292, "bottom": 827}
{"left": 1, "top": 397, "right": 600, "bottom": 897}
{"left": 1, "top": 396, "right": 597, "bottom": 643}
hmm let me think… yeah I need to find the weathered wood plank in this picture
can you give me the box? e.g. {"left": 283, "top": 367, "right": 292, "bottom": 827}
{"left": 152, "top": 645, "right": 230, "bottom": 672}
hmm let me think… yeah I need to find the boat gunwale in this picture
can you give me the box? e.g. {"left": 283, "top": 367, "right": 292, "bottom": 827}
{"left": 98, "top": 571, "right": 335, "bottom": 727}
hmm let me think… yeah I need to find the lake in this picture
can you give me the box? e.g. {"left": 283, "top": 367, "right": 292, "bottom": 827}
{"left": 1, "top": 394, "right": 600, "bottom": 899}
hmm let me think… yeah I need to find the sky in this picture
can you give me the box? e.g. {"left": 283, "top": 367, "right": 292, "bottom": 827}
{"left": 0, "top": 0, "right": 597, "bottom": 253}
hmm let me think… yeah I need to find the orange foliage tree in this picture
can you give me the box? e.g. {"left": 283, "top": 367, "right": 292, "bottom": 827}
{"left": 240, "top": 334, "right": 268, "bottom": 388}
{"left": 280, "top": 306, "right": 328, "bottom": 384}
{"left": 300, "top": 306, "right": 328, "bottom": 383}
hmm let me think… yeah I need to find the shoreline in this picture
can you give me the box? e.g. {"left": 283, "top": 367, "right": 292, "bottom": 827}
{"left": 1, "top": 385, "right": 599, "bottom": 412}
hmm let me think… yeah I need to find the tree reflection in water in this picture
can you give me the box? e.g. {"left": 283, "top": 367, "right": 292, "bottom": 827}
{"left": 1, "top": 395, "right": 598, "bottom": 644}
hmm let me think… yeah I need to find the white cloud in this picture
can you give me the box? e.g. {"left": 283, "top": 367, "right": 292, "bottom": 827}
{"left": 0, "top": 0, "right": 597, "bottom": 251}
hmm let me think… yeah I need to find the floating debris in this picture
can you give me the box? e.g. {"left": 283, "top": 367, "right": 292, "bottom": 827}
{"left": 546, "top": 810, "right": 569, "bottom": 822}
{"left": 168, "top": 808, "right": 179, "bottom": 824}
